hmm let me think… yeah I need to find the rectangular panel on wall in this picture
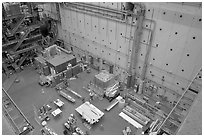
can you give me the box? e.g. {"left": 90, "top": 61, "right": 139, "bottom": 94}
{"left": 57, "top": 24, "right": 63, "bottom": 39}
{"left": 86, "top": 41, "right": 92, "bottom": 54}
{"left": 102, "top": 48, "right": 116, "bottom": 64}
{"left": 116, "top": 53, "right": 127, "bottom": 69}
{"left": 161, "top": 25, "right": 189, "bottom": 73}
{"left": 117, "top": 40, "right": 128, "bottom": 55}
{"left": 81, "top": 40, "right": 89, "bottom": 52}
{"left": 77, "top": 13, "right": 85, "bottom": 37}
{"left": 148, "top": 19, "right": 174, "bottom": 70}
{"left": 78, "top": 39, "right": 85, "bottom": 51}
{"left": 70, "top": 34, "right": 76, "bottom": 47}
{"left": 146, "top": 63, "right": 187, "bottom": 95}
{"left": 62, "top": 30, "right": 67, "bottom": 43}
{"left": 173, "top": 77, "right": 189, "bottom": 95}
{"left": 91, "top": 42, "right": 101, "bottom": 56}
{"left": 108, "top": 51, "right": 116, "bottom": 64}
{"left": 91, "top": 16, "right": 100, "bottom": 43}
{"left": 145, "top": 7, "right": 155, "bottom": 19}
{"left": 174, "top": 17, "right": 202, "bottom": 81}
{"left": 157, "top": 8, "right": 177, "bottom": 23}
{"left": 75, "top": 37, "right": 81, "bottom": 49}
{"left": 116, "top": 22, "right": 126, "bottom": 49}
{"left": 126, "top": 25, "right": 133, "bottom": 40}
{"left": 106, "top": 2, "right": 118, "bottom": 9}
{"left": 65, "top": 9, "right": 72, "bottom": 32}
{"left": 140, "top": 29, "right": 151, "bottom": 46}
{"left": 161, "top": 74, "right": 175, "bottom": 92}
{"left": 135, "top": 60, "right": 144, "bottom": 76}
{"left": 84, "top": 14, "right": 92, "bottom": 39}
{"left": 108, "top": 39, "right": 117, "bottom": 51}
{"left": 60, "top": 8, "right": 65, "bottom": 29}
{"left": 71, "top": 10, "right": 78, "bottom": 33}
{"left": 146, "top": 67, "right": 166, "bottom": 86}
{"left": 75, "top": 12, "right": 81, "bottom": 35}
{"left": 107, "top": 20, "right": 116, "bottom": 40}
{"left": 161, "top": 11, "right": 194, "bottom": 74}
{"left": 99, "top": 18, "right": 108, "bottom": 45}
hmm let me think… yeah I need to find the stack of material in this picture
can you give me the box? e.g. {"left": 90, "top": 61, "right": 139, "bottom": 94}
{"left": 66, "top": 87, "right": 82, "bottom": 98}
{"left": 94, "top": 70, "right": 114, "bottom": 89}
{"left": 42, "top": 126, "right": 57, "bottom": 135}
{"left": 122, "top": 106, "right": 150, "bottom": 126}
{"left": 59, "top": 90, "right": 75, "bottom": 103}
{"left": 119, "top": 112, "right": 143, "bottom": 129}
{"left": 105, "top": 96, "right": 123, "bottom": 111}
{"left": 105, "top": 82, "right": 119, "bottom": 97}
{"left": 75, "top": 102, "right": 104, "bottom": 124}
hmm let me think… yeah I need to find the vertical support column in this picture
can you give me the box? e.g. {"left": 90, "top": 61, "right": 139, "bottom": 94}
{"left": 128, "top": 4, "right": 145, "bottom": 88}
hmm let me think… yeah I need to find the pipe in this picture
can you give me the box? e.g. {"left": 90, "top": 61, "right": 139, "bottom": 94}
{"left": 62, "top": 3, "right": 126, "bottom": 23}
{"left": 67, "top": 2, "right": 125, "bottom": 15}
{"left": 64, "top": 3, "right": 145, "bottom": 26}
{"left": 141, "top": 9, "right": 155, "bottom": 81}
{"left": 66, "top": 2, "right": 140, "bottom": 17}
{"left": 128, "top": 3, "right": 146, "bottom": 87}
{"left": 3, "top": 34, "right": 41, "bottom": 48}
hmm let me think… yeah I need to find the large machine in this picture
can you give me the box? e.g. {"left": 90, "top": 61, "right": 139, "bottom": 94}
{"left": 34, "top": 44, "right": 83, "bottom": 87}
{"left": 2, "top": 2, "right": 57, "bottom": 76}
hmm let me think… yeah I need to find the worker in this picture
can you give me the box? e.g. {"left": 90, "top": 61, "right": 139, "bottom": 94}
{"left": 126, "top": 127, "right": 131, "bottom": 135}
{"left": 64, "top": 80, "right": 69, "bottom": 87}
{"left": 70, "top": 113, "right": 74, "bottom": 118}
{"left": 155, "top": 101, "right": 161, "bottom": 109}
{"left": 119, "top": 81, "right": 123, "bottom": 91}
{"left": 100, "top": 124, "right": 104, "bottom": 130}
{"left": 81, "top": 97, "right": 85, "bottom": 103}
{"left": 89, "top": 92, "right": 94, "bottom": 101}
{"left": 69, "top": 114, "right": 76, "bottom": 125}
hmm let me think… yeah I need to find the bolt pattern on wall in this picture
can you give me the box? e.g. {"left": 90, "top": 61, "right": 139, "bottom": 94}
{"left": 60, "top": 7, "right": 135, "bottom": 72}
{"left": 144, "top": 4, "right": 202, "bottom": 95}
{"left": 54, "top": 3, "right": 201, "bottom": 96}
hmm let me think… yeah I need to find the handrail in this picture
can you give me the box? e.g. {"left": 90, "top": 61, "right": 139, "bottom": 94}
{"left": 2, "top": 88, "right": 32, "bottom": 132}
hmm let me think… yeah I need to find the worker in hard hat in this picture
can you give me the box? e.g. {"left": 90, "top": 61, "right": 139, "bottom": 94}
{"left": 89, "top": 92, "right": 94, "bottom": 101}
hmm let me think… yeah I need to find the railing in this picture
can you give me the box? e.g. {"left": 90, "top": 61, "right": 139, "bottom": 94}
{"left": 2, "top": 88, "right": 33, "bottom": 135}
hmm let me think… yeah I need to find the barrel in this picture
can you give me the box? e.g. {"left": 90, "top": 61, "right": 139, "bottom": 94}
{"left": 118, "top": 98, "right": 126, "bottom": 108}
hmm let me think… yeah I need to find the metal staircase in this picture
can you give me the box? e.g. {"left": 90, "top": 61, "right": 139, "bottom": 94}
{"left": 9, "top": 15, "right": 26, "bottom": 36}
{"left": 13, "top": 28, "right": 31, "bottom": 51}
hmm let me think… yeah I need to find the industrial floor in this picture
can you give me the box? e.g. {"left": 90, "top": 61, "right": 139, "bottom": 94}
{"left": 2, "top": 65, "right": 141, "bottom": 135}
{"left": 2, "top": 65, "right": 202, "bottom": 135}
